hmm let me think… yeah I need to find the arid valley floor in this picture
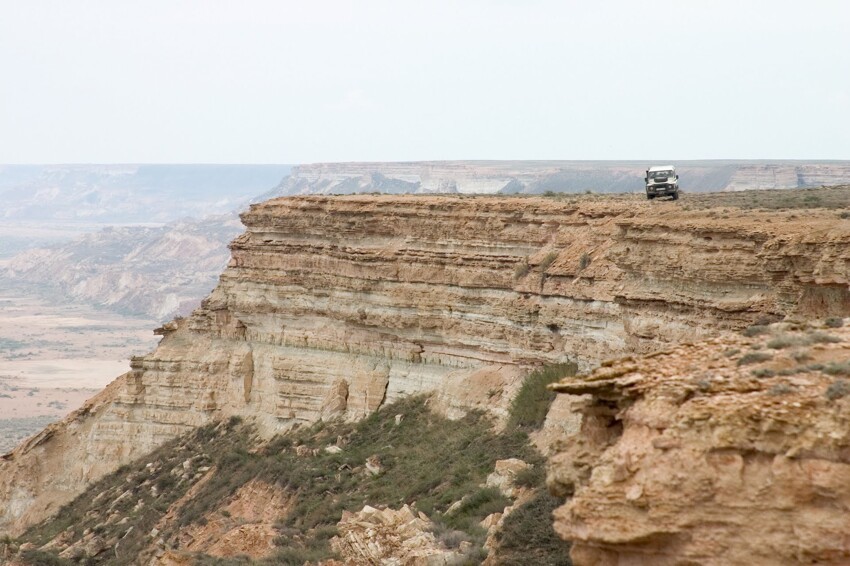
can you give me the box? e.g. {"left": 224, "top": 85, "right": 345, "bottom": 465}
{"left": 0, "top": 295, "right": 158, "bottom": 453}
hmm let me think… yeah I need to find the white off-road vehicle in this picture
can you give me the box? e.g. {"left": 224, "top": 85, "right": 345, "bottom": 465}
{"left": 644, "top": 165, "right": 679, "bottom": 200}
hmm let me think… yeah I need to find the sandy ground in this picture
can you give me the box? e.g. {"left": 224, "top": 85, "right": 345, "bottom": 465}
{"left": 0, "top": 294, "right": 160, "bottom": 452}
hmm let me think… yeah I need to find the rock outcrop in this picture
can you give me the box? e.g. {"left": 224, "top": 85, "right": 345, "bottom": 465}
{"left": 150, "top": 478, "right": 290, "bottom": 563}
{"left": 549, "top": 320, "right": 850, "bottom": 565}
{"left": 2, "top": 195, "right": 849, "bottom": 536}
{"left": 332, "top": 505, "right": 468, "bottom": 565}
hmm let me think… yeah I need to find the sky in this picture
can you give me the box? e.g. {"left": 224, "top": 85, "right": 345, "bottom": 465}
{"left": 1, "top": 0, "right": 848, "bottom": 164}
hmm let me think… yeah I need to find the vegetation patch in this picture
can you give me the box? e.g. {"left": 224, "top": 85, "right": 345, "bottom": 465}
{"left": 766, "top": 334, "right": 806, "bottom": 350}
{"left": 507, "top": 363, "right": 578, "bottom": 431}
{"left": 769, "top": 383, "right": 793, "bottom": 396}
{"left": 737, "top": 352, "right": 773, "bottom": 366}
{"left": 764, "top": 331, "right": 841, "bottom": 351}
{"left": 514, "top": 261, "right": 530, "bottom": 279}
{"left": 826, "top": 379, "right": 850, "bottom": 401}
{"left": 742, "top": 325, "right": 771, "bottom": 337}
{"left": 19, "top": 394, "right": 570, "bottom": 565}
{"left": 493, "top": 489, "right": 572, "bottom": 565}
{"left": 18, "top": 420, "right": 232, "bottom": 565}
{"left": 824, "top": 360, "right": 850, "bottom": 377}
{"left": 809, "top": 332, "right": 841, "bottom": 344}
{"left": 441, "top": 487, "right": 510, "bottom": 533}
{"left": 539, "top": 251, "right": 559, "bottom": 272}
{"left": 751, "top": 368, "right": 777, "bottom": 378}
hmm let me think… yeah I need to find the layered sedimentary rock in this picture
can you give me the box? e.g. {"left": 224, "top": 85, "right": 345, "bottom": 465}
{"left": 549, "top": 321, "right": 850, "bottom": 565}
{"left": 331, "top": 504, "right": 467, "bottom": 564}
{"left": 3, "top": 214, "right": 242, "bottom": 319}
{"left": 726, "top": 163, "right": 850, "bottom": 191}
{"left": 2, "top": 195, "right": 849, "bottom": 535}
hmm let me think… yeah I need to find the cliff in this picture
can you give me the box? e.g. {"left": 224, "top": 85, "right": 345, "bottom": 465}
{"left": 2, "top": 194, "right": 849, "bottom": 537}
{"left": 549, "top": 320, "right": 850, "bottom": 565}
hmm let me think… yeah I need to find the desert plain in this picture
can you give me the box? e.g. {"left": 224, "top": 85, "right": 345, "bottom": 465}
{"left": 0, "top": 294, "right": 159, "bottom": 452}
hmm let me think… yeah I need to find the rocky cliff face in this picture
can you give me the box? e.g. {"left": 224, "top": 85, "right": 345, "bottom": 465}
{"left": 726, "top": 163, "right": 850, "bottom": 191}
{"left": 1, "top": 195, "right": 849, "bottom": 536}
{"left": 549, "top": 320, "right": 850, "bottom": 565}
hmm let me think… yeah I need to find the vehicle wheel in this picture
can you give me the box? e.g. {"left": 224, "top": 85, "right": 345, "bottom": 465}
{"left": 647, "top": 194, "right": 654, "bottom": 200}
{"left": 671, "top": 192, "right": 679, "bottom": 201}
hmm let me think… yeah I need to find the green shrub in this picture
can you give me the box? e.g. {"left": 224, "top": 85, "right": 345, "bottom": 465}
{"left": 769, "top": 383, "right": 793, "bottom": 396}
{"left": 442, "top": 487, "right": 510, "bottom": 532}
{"left": 493, "top": 490, "right": 572, "bottom": 565}
{"left": 514, "top": 261, "right": 530, "bottom": 279}
{"left": 825, "top": 317, "right": 845, "bottom": 328}
{"left": 766, "top": 335, "right": 804, "bottom": 349}
{"left": 430, "top": 523, "right": 472, "bottom": 549}
{"left": 742, "top": 325, "right": 770, "bottom": 337}
{"left": 513, "top": 465, "right": 545, "bottom": 489}
{"left": 508, "top": 363, "right": 578, "bottom": 431}
{"left": 270, "top": 546, "right": 338, "bottom": 566}
{"left": 20, "top": 549, "right": 73, "bottom": 565}
{"left": 539, "top": 251, "right": 558, "bottom": 272}
{"left": 824, "top": 361, "right": 850, "bottom": 377}
{"left": 809, "top": 332, "right": 841, "bottom": 344}
{"left": 751, "top": 368, "right": 776, "bottom": 378}
{"left": 737, "top": 352, "right": 773, "bottom": 366}
{"left": 826, "top": 379, "right": 850, "bottom": 400}
{"left": 578, "top": 253, "right": 591, "bottom": 271}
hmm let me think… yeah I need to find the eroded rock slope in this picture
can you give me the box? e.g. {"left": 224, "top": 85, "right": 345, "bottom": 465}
{"left": 1, "top": 194, "right": 849, "bottom": 535}
{"left": 550, "top": 320, "right": 850, "bottom": 565}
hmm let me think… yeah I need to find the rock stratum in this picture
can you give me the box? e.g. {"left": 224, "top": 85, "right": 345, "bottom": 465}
{"left": 1, "top": 194, "right": 850, "bottom": 556}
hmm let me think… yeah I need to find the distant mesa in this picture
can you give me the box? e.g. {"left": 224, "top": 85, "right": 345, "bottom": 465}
{"left": 265, "top": 160, "right": 850, "bottom": 197}
{"left": 0, "top": 164, "right": 292, "bottom": 224}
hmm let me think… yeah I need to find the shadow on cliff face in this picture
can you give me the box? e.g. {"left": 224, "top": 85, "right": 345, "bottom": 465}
{"left": 8, "top": 380, "right": 577, "bottom": 565}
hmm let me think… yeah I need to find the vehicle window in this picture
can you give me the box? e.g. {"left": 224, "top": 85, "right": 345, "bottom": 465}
{"left": 651, "top": 171, "right": 673, "bottom": 178}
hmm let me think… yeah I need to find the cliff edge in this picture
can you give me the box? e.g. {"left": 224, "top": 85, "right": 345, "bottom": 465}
{"left": 2, "top": 194, "right": 849, "bottom": 536}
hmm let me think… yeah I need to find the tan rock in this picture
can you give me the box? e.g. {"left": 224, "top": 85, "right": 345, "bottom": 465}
{"left": 332, "top": 504, "right": 466, "bottom": 565}
{"left": 485, "top": 459, "right": 531, "bottom": 498}
{"left": 549, "top": 323, "right": 850, "bottom": 565}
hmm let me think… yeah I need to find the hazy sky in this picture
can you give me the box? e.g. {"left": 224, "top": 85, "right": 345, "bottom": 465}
{"left": 1, "top": 1, "right": 848, "bottom": 163}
